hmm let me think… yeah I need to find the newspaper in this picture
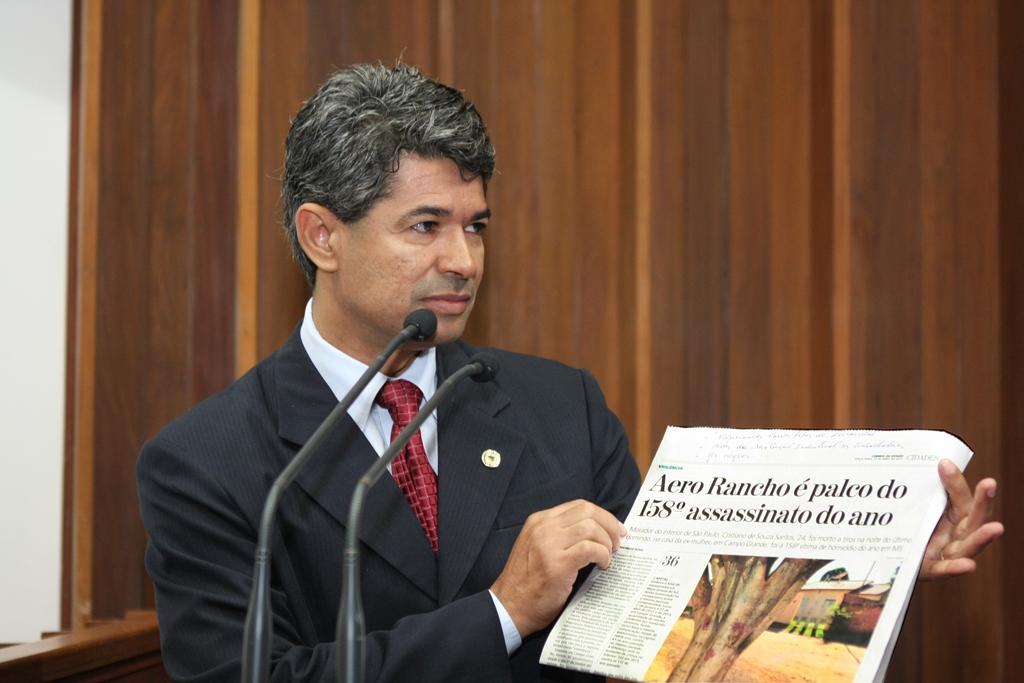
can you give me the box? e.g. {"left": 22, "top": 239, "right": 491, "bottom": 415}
{"left": 540, "top": 428, "right": 971, "bottom": 683}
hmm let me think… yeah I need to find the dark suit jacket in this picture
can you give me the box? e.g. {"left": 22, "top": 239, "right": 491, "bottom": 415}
{"left": 137, "top": 329, "right": 641, "bottom": 682}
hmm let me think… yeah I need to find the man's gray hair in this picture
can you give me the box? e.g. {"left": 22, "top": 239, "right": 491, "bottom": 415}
{"left": 282, "top": 63, "right": 496, "bottom": 286}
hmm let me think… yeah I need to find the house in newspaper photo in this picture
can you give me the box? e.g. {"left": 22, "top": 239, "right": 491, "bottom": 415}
{"left": 644, "top": 556, "right": 899, "bottom": 682}
{"left": 770, "top": 573, "right": 891, "bottom": 646}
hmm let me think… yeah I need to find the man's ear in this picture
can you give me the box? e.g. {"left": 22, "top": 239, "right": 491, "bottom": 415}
{"left": 295, "top": 203, "right": 342, "bottom": 274}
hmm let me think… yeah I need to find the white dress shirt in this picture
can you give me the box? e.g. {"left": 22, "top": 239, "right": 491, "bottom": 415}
{"left": 298, "top": 300, "right": 522, "bottom": 655}
{"left": 300, "top": 300, "right": 439, "bottom": 470}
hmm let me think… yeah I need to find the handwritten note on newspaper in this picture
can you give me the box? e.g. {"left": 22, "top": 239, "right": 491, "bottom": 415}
{"left": 541, "top": 428, "right": 971, "bottom": 683}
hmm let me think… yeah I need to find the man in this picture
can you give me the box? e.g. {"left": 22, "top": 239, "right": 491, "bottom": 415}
{"left": 137, "top": 64, "right": 1001, "bottom": 682}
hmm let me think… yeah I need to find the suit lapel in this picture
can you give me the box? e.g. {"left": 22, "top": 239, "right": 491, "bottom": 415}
{"left": 435, "top": 344, "right": 526, "bottom": 605}
{"left": 274, "top": 330, "right": 438, "bottom": 600}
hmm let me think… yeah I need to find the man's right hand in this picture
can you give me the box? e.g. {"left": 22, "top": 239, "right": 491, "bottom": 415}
{"left": 490, "top": 499, "right": 627, "bottom": 638}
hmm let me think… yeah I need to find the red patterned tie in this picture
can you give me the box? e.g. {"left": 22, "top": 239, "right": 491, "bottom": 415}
{"left": 376, "top": 380, "right": 439, "bottom": 554}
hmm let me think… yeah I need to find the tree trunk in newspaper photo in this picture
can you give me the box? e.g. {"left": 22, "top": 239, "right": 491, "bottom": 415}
{"left": 667, "top": 556, "right": 830, "bottom": 681}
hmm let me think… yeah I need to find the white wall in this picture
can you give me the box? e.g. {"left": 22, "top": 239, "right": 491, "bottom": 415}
{"left": 0, "top": 0, "right": 71, "bottom": 643}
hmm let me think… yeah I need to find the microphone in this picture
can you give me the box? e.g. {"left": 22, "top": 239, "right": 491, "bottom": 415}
{"left": 335, "top": 353, "right": 499, "bottom": 683}
{"left": 242, "top": 310, "right": 438, "bottom": 683}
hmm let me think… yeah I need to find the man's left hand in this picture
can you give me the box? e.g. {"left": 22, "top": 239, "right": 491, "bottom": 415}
{"left": 920, "top": 459, "right": 1004, "bottom": 580}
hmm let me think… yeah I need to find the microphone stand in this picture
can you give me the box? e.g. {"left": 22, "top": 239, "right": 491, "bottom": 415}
{"left": 241, "top": 311, "right": 436, "bottom": 683}
{"left": 336, "top": 354, "right": 497, "bottom": 683}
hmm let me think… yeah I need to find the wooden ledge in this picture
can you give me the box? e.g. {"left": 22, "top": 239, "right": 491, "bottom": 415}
{"left": 0, "top": 611, "right": 165, "bottom": 682}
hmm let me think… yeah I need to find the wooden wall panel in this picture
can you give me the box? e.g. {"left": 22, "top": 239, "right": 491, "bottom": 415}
{"left": 632, "top": 0, "right": 652, "bottom": 463}
{"left": 533, "top": 0, "right": 578, "bottom": 368}
{"left": 769, "top": 0, "right": 817, "bottom": 428}
{"left": 808, "top": 1, "right": 835, "bottom": 431}
{"left": 849, "top": 0, "right": 925, "bottom": 431}
{"left": 469, "top": 0, "right": 540, "bottom": 356}
{"left": 193, "top": 0, "right": 240, "bottom": 400}
{"left": 999, "top": 2, "right": 1024, "bottom": 681}
{"left": 678, "top": 1, "right": 730, "bottom": 431}
{"left": 92, "top": 0, "right": 156, "bottom": 620}
{"left": 916, "top": 3, "right": 1003, "bottom": 681}
{"left": 727, "top": 0, "right": 773, "bottom": 428}
{"left": 647, "top": 1, "right": 833, "bottom": 442}
{"left": 64, "top": 0, "right": 84, "bottom": 630}
{"left": 613, "top": 1, "right": 639, "bottom": 442}
{"left": 254, "top": 0, "right": 309, "bottom": 359}
{"left": 235, "top": 0, "right": 261, "bottom": 374}
{"left": 69, "top": 0, "right": 238, "bottom": 623}
{"left": 647, "top": 0, "right": 687, "bottom": 457}
{"left": 66, "top": 3, "right": 1020, "bottom": 681}
{"left": 837, "top": 1, "right": 1004, "bottom": 680}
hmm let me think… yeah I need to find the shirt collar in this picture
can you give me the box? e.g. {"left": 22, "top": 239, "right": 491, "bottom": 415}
{"left": 299, "top": 299, "right": 437, "bottom": 432}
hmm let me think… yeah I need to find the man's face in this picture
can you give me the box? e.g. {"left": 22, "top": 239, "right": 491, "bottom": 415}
{"left": 318, "top": 154, "right": 488, "bottom": 361}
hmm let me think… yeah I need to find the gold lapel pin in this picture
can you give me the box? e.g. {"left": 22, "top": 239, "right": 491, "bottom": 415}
{"left": 481, "top": 449, "right": 501, "bottom": 468}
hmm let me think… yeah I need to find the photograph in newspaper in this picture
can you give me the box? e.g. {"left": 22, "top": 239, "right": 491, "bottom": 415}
{"left": 539, "top": 428, "right": 972, "bottom": 683}
{"left": 643, "top": 555, "right": 899, "bottom": 682}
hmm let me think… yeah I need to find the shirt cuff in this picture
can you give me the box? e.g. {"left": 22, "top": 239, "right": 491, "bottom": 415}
{"left": 488, "top": 589, "right": 523, "bottom": 655}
